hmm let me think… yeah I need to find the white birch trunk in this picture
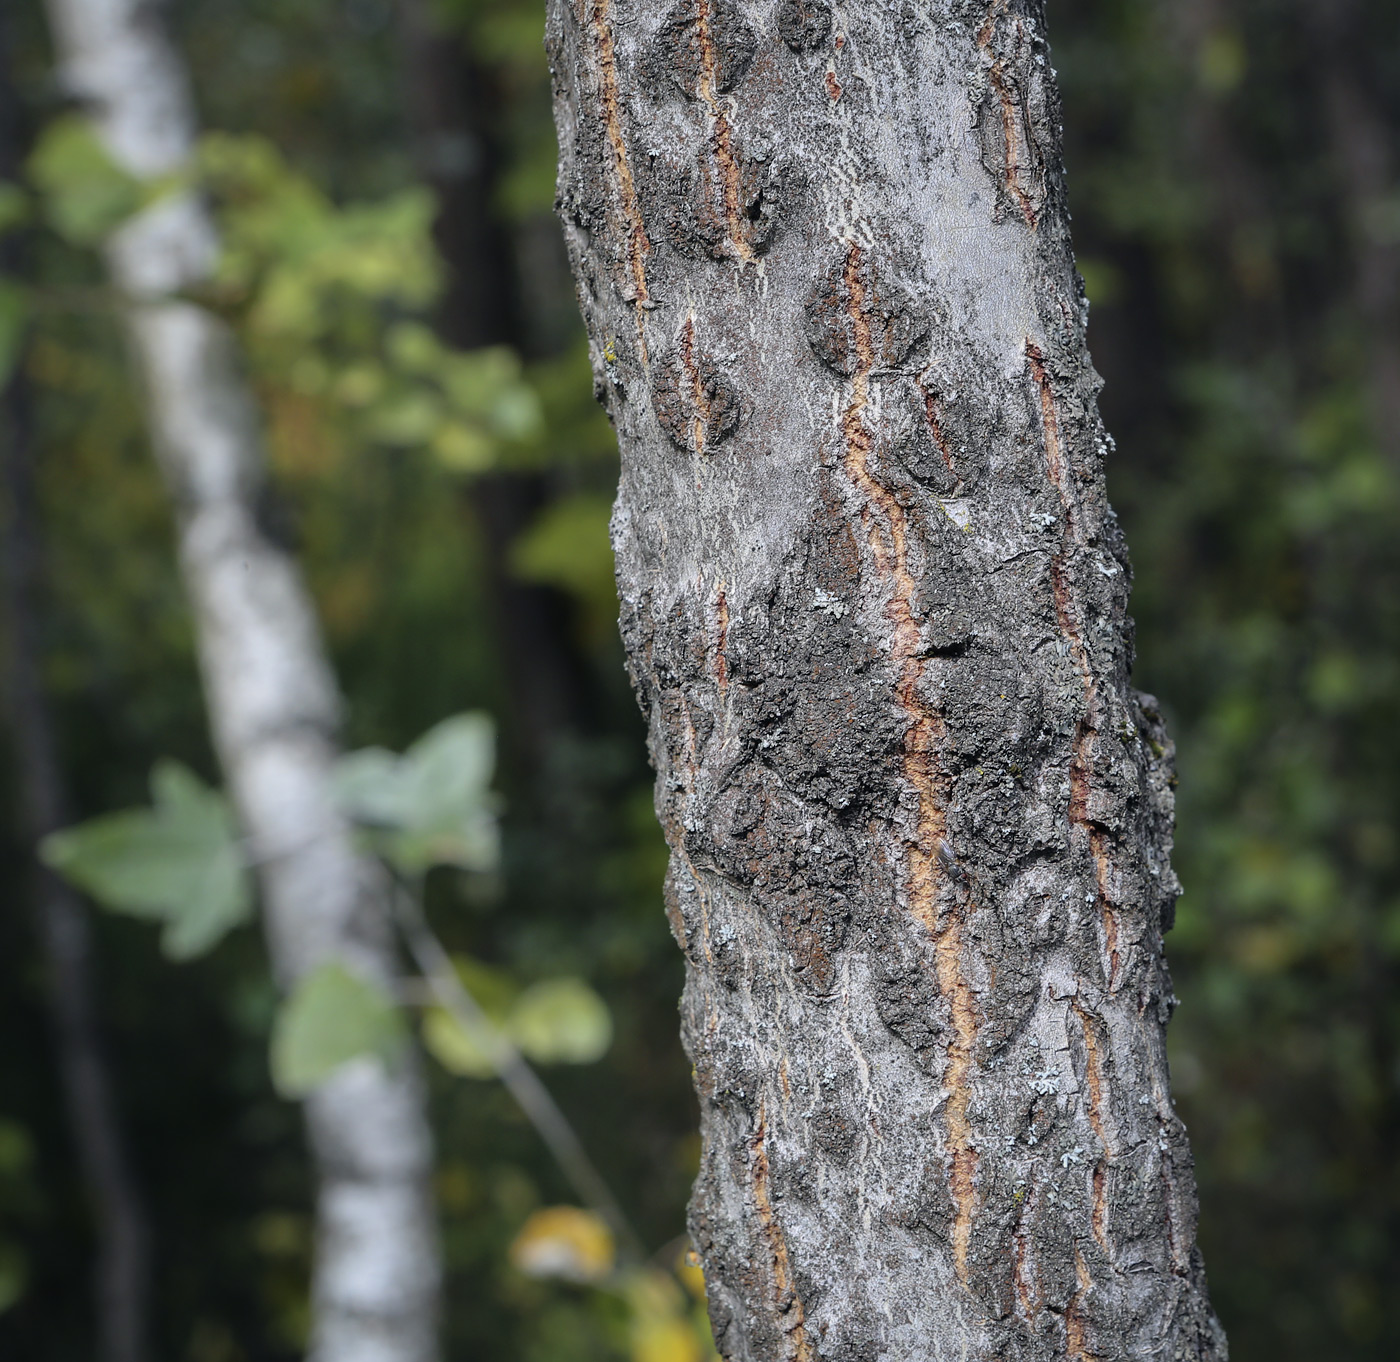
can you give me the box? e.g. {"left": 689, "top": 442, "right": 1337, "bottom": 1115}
{"left": 40, "top": 3, "right": 441, "bottom": 1358}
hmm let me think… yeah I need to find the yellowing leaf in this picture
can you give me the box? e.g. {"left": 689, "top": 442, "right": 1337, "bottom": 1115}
{"left": 624, "top": 1268, "right": 703, "bottom": 1362}
{"left": 509, "top": 1206, "right": 614, "bottom": 1284}
{"left": 675, "top": 1247, "right": 706, "bottom": 1302}
{"left": 632, "top": 1315, "right": 702, "bottom": 1362}
{"left": 432, "top": 421, "right": 495, "bottom": 473}
{"left": 507, "top": 977, "right": 613, "bottom": 1066}
{"left": 421, "top": 1006, "right": 501, "bottom": 1079}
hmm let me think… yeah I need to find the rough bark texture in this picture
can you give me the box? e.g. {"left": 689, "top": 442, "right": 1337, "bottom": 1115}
{"left": 40, "top": 3, "right": 440, "bottom": 1359}
{"left": 547, "top": 3, "right": 1226, "bottom": 1359}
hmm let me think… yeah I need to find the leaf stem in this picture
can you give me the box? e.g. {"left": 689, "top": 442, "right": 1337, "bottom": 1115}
{"left": 389, "top": 874, "right": 646, "bottom": 1263}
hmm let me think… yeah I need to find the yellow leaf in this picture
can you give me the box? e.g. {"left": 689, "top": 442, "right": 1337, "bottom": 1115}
{"left": 631, "top": 1315, "right": 701, "bottom": 1362}
{"left": 421, "top": 1006, "right": 499, "bottom": 1079}
{"left": 509, "top": 1206, "right": 615, "bottom": 1284}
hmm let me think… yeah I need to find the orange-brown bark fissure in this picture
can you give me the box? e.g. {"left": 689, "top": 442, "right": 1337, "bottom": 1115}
{"left": 840, "top": 242, "right": 979, "bottom": 1279}
{"left": 695, "top": 0, "right": 757, "bottom": 264}
{"left": 750, "top": 1112, "right": 813, "bottom": 1361}
{"left": 588, "top": 0, "right": 652, "bottom": 349}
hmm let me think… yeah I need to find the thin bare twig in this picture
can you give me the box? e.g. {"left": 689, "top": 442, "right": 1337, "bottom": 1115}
{"left": 389, "top": 876, "right": 645, "bottom": 1263}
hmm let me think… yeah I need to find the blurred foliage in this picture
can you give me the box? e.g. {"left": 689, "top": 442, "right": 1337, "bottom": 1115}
{"left": 1056, "top": 2, "right": 1400, "bottom": 1357}
{"left": 0, "top": 1, "right": 1396, "bottom": 1361}
{"left": 41, "top": 760, "right": 251, "bottom": 961}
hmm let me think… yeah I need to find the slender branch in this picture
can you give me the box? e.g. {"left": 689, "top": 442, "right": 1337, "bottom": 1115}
{"left": 389, "top": 875, "right": 645, "bottom": 1262}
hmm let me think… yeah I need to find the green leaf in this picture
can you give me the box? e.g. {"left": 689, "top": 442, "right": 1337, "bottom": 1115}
{"left": 332, "top": 713, "right": 500, "bottom": 874}
{"left": 422, "top": 1006, "right": 501, "bottom": 1079}
{"left": 28, "top": 115, "right": 146, "bottom": 246}
{"left": 41, "top": 760, "right": 251, "bottom": 960}
{"left": 270, "top": 961, "right": 404, "bottom": 1098}
{"left": 0, "top": 280, "right": 27, "bottom": 389}
{"left": 507, "top": 978, "right": 613, "bottom": 1066}
{"left": 419, "top": 955, "right": 516, "bottom": 1079}
{"left": 510, "top": 493, "right": 618, "bottom": 631}
{"left": 0, "top": 1243, "right": 28, "bottom": 1316}
{"left": 0, "top": 1120, "right": 32, "bottom": 1178}
{"left": 0, "top": 182, "right": 29, "bottom": 235}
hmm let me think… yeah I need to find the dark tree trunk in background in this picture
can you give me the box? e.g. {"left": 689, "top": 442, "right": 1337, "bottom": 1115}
{"left": 1306, "top": 0, "right": 1400, "bottom": 469}
{"left": 397, "top": 0, "right": 596, "bottom": 769}
{"left": 549, "top": 3, "right": 1226, "bottom": 1358}
{"left": 0, "top": 22, "right": 151, "bottom": 1362}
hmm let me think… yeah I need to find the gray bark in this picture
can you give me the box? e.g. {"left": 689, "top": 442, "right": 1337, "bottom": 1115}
{"left": 40, "top": 2, "right": 440, "bottom": 1359}
{"left": 547, "top": 3, "right": 1225, "bottom": 1359}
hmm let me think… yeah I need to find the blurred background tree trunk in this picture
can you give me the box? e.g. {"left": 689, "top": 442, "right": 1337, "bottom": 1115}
{"left": 549, "top": 3, "right": 1223, "bottom": 1358}
{"left": 38, "top": 1, "right": 441, "bottom": 1358}
{"left": 397, "top": 0, "right": 595, "bottom": 776}
{"left": 0, "top": 17, "right": 150, "bottom": 1362}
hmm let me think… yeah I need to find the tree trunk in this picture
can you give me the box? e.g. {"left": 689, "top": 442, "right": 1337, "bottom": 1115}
{"left": 1305, "top": 0, "right": 1400, "bottom": 469}
{"left": 40, "top": 3, "right": 441, "bottom": 1359}
{"left": 0, "top": 23, "right": 151, "bottom": 1362}
{"left": 547, "top": 3, "right": 1226, "bottom": 1359}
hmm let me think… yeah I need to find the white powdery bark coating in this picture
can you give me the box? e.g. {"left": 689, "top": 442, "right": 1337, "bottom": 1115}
{"left": 549, "top": 2, "right": 1227, "bottom": 1360}
{"left": 42, "top": 2, "right": 440, "bottom": 1358}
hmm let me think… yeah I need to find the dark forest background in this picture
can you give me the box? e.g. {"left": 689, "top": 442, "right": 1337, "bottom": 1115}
{"left": 0, "top": 0, "right": 1396, "bottom": 1358}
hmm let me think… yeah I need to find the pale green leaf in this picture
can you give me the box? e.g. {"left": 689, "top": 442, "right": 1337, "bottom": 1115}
{"left": 330, "top": 747, "right": 404, "bottom": 828}
{"left": 419, "top": 955, "right": 516, "bottom": 1078}
{"left": 270, "top": 962, "right": 404, "bottom": 1098}
{"left": 29, "top": 115, "right": 145, "bottom": 245}
{"left": 41, "top": 760, "right": 251, "bottom": 960}
{"left": 421, "top": 1007, "right": 501, "bottom": 1079}
{"left": 332, "top": 713, "right": 500, "bottom": 874}
{"left": 507, "top": 978, "right": 613, "bottom": 1066}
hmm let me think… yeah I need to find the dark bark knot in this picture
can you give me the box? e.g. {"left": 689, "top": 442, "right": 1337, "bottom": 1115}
{"left": 652, "top": 327, "right": 742, "bottom": 454}
{"left": 658, "top": 150, "right": 790, "bottom": 260}
{"left": 777, "top": 0, "right": 833, "bottom": 51}
{"left": 805, "top": 252, "right": 928, "bottom": 376}
{"left": 650, "top": 0, "right": 756, "bottom": 102}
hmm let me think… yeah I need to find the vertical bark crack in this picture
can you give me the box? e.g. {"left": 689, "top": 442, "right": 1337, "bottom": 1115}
{"left": 978, "top": 3, "right": 1039, "bottom": 229}
{"left": 841, "top": 242, "right": 978, "bottom": 1280}
{"left": 750, "top": 1111, "right": 813, "bottom": 1361}
{"left": 1065, "top": 1247, "right": 1103, "bottom": 1361}
{"left": 714, "top": 582, "right": 730, "bottom": 693}
{"left": 695, "top": 0, "right": 757, "bottom": 264}
{"left": 915, "top": 369, "right": 958, "bottom": 479}
{"left": 1028, "top": 341, "right": 1120, "bottom": 990}
{"left": 1071, "top": 1000, "right": 1113, "bottom": 1256}
{"left": 588, "top": 0, "right": 652, "bottom": 344}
